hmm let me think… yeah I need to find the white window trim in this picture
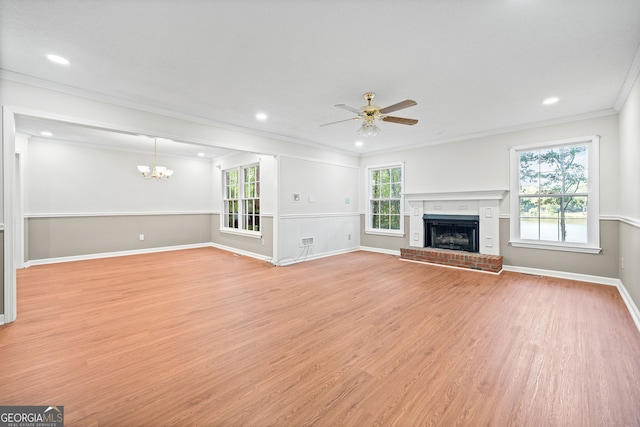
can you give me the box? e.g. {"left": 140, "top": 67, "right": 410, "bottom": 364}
{"left": 509, "top": 135, "right": 600, "bottom": 254}
{"left": 220, "top": 162, "right": 261, "bottom": 237}
{"left": 365, "top": 162, "right": 405, "bottom": 237}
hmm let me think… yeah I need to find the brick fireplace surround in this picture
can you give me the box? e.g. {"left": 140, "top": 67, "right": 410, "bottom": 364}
{"left": 400, "top": 247, "right": 503, "bottom": 273}
{"left": 400, "top": 190, "right": 508, "bottom": 273}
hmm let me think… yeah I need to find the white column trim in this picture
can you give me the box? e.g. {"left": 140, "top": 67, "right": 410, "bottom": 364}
{"left": 2, "top": 106, "right": 17, "bottom": 323}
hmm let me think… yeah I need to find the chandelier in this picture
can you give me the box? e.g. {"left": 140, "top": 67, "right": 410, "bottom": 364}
{"left": 137, "top": 138, "right": 174, "bottom": 180}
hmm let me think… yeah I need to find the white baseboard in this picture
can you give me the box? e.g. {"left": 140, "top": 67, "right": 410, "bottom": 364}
{"left": 359, "top": 246, "right": 401, "bottom": 256}
{"left": 24, "top": 243, "right": 214, "bottom": 267}
{"left": 209, "top": 243, "right": 272, "bottom": 262}
{"left": 502, "top": 265, "right": 620, "bottom": 286}
{"left": 275, "top": 247, "right": 360, "bottom": 266}
{"left": 616, "top": 279, "right": 640, "bottom": 333}
{"left": 0, "top": 314, "right": 5, "bottom": 326}
{"left": 503, "top": 264, "right": 640, "bottom": 333}
{"left": 23, "top": 242, "right": 273, "bottom": 267}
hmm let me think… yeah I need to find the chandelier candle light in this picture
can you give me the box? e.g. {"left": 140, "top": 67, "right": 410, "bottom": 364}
{"left": 137, "top": 138, "right": 174, "bottom": 180}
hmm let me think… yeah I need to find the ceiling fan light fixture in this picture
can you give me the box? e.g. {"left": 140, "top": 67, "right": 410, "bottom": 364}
{"left": 358, "top": 122, "right": 381, "bottom": 137}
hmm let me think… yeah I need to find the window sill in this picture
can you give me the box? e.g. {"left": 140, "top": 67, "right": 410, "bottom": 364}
{"left": 509, "top": 240, "right": 601, "bottom": 254}
{"left": 220, "top": 228, "right": 262, "bottom": 239}
{"left": 365, "top": 229, "right": 405, "bottom": 238}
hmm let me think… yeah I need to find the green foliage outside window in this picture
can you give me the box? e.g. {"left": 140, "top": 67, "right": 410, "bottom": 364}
{"left": 370, "top": 166, "right": 402, "bottom": 231}
{"left": 518, "top": 145, "right": 588, "bottom": 242}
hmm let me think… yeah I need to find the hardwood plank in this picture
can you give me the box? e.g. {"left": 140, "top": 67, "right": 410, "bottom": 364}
{"left": 1, "top": 248, "right": 639, "bottom": 426}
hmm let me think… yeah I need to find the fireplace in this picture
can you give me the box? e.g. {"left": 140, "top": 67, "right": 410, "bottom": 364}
{"left": 423, "top": 214, "right": 480, "bottom": 253}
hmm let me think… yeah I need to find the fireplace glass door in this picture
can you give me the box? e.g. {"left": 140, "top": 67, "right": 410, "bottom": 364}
{"left": 423, "top": 215, "right": 480, "bottom": 253}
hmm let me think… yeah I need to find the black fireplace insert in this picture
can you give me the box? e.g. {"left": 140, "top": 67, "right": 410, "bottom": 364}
{"left": 423, "top": 214, "right": 480, "bottom": 253}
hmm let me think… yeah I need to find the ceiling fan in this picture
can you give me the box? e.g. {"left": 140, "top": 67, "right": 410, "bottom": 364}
{"left": 320, "top": 92, "right": 418, "bottom": 137}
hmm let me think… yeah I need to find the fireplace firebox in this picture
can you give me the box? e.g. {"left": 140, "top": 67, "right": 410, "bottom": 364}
{"left": 423, "top": 214, "right": 480, "bottom": 253}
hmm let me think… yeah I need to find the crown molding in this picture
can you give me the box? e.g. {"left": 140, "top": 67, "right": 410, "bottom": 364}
{"left": 614, "top": 42, "right": 640, "bottom": 111}
{"left": 361, "top": 109, "right": 618, "bottom": 157}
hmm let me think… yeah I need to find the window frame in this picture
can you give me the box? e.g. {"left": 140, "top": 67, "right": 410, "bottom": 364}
{"left": 221, "top": 162, "right": 261, "bottom": 237}
{"left": 509, "top": 135, "right": 600, "bottom": 253}
{"left": 365, "top": 162, "right": 405, "bottom": 236}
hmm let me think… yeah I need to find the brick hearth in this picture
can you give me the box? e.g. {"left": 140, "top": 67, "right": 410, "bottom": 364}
{"left": 400, "top": 247, "right": 503, "bottom": 273}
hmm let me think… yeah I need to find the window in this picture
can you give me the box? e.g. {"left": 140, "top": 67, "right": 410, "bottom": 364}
{"left": 222, "top": 164, "right": 260, "bottom": 233}
{"left": 510, "top": 136, "right": 600, "bottom": 253}
{"left": 367, "top": 164, "right": 404, "bottom": 234}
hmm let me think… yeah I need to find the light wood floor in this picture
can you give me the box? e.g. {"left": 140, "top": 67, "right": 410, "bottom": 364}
{"left": 2, "top": 248, "right": 640, "bottom": 426}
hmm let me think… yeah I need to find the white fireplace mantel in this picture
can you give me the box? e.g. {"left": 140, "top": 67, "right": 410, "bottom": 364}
{"left": 404, "top": 190, "right": 508, "bottom": 202}
{"left": 406, "top": 189, "right": 508, "bottom": 255}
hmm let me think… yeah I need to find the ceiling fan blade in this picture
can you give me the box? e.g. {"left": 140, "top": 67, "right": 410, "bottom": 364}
{"left": 381, "top": 116, "right": 419, "bottom": 125}
{"left": 320, "top": 117, "right": 359, "bottom": 127}
{"left": 379, "top": 99, "right": 417, "bottom": 114}
{"left": 335, "top": 104, "right": 361, "bottom": 114}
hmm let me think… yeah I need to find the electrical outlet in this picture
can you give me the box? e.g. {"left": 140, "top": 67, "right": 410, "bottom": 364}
{"left": 299, "top": 237, "right": 314, "bottom": 247}
{"left": 139, "top": 234, "right": 145, "bottom": 241}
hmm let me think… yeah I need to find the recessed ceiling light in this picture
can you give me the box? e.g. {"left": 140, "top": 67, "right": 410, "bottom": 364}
{"left": 543, "top": 97, "right": 559, "bottom": 105}
{"left": 355, "top": 140, "right": 364, "bottom": 147}
{"left": 46, "top": 54, "right": 70, "bottom": 65}
{"left": 197, "top": 152, "right": 205, "bottom": 157}
{"left": 40, "top": 131, "right": 53, "bottom": 137}
{"left": 255, "top": 113, "right": 267, "bottom": 121}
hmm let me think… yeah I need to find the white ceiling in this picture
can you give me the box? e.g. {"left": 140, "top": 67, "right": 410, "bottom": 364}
{"left": 1, "top": 0, "right": 639, "bottom": 156}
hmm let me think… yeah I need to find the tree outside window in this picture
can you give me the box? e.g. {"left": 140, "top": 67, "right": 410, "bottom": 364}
{"left": 370, "top": 166, "right": 402, "bottom": 231}
{"left": 518, "top": 144, "right": 588, "bottom": 243}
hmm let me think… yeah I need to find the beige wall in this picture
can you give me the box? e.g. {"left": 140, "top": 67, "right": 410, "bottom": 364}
{"left": 360, "top": 214, "right": 410, "bottom": 252}
{"left": 500, "top": 219, "right": 619, "bottom": 278}
{"left": 26, "top": 214, "right": 212, "bottom": 261}
{"left": 359, "top": 216, "right": 621, "bottom": 279}
{"left": 211, "top": 214, "right": 273, "bottom": 258}
{"left": 25, "top": 212, "right": 277, "bottom": 262}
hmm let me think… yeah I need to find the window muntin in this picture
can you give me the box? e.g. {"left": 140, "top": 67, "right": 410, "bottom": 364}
{"left": 241, "top": 165, "right": 260, "bottom": 232}
{"left": 510, "top": 136, "right": 599, "bottom": 252}
{"left": 223, "top": 169, "right": 239, "bottom": 229}
{"left": 222, "top": 164, "right": 260, "bottom": 233}
{"left": 368, "top": 164, "right": 403, "bottom": 233}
